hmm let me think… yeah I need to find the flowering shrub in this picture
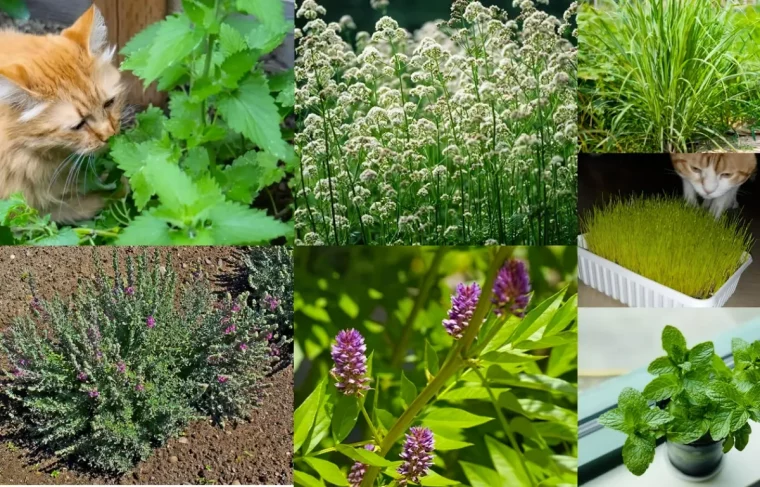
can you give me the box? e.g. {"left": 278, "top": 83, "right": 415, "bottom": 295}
{"left": 294, "top": 0, "right": 578, "bottom": 246}
{"left": 294, "top": 247, "right": 578, "bottom": 486}
{"left": 0, "top": 251, "right": 284, "bottom": 473}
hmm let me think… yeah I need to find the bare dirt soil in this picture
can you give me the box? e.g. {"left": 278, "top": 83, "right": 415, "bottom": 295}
{"left": 0, "top": 247, "right": 293, "bottom": 485}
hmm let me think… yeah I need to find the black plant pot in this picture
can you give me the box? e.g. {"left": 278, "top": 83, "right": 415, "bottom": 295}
{"left": 667, "top": 435, "right": 724, "bottom": 479}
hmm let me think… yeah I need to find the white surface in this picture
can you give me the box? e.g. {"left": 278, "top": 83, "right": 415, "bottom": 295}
{"left": 585, "top": 438, "right": 760, "bottom": 487}
{"left": 579, "top": 308, "right": 760, "bottom": 389}
{"left": 577, "top": 235, "right": 752, "bottom": 308}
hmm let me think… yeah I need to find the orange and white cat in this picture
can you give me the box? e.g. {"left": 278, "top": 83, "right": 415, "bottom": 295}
{"left": 0, "top": 5, "right": 125, "bottom": 223}
{"left": 671, "top": 153, "right": 757, "bottom": 218}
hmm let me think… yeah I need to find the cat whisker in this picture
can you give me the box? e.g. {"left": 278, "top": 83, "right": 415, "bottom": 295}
{"left": 47, "top": 153, "right": 78, "bottom": 193}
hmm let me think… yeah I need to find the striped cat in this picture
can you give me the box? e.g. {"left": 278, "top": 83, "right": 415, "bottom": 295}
{"left": 671, "top": 153, "right": 757, "bottom": 218}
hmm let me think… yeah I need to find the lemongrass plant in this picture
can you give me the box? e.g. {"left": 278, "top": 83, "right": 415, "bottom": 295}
{"left": 294, "top": 0, "right": 578, "bottom": 246}
{"left": 582, "top": 196, "right": 754, "bottom": 299}
{"left": 579, "top": 0, "right": 759, "bottom": 153}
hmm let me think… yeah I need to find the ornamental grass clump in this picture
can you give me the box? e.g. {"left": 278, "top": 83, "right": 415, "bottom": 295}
{"left": 294, "top": 0, "right": 578, "bottom": 246}
{"left": 599, "top": 325, "right": 760, "bottom": 476}
{"left": 582, "top": 196, "right": 754, "bottom": 299}
{"left": 0, "top": 251, "right": 285, "bottom": 473}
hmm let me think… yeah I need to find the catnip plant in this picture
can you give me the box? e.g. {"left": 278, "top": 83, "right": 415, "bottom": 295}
{"left": 294, "top": 0, "right": 578, "bottom": 246}
{"left": 0, "top": 0, "right": 296, "bottom": 245}
{"left": 0, "top": 250, "right": 287, "bottom": 473}
{"left": 599, "top": 325, "right": 760, "bottom": 476}
{"left": 294, "top": 247, "right": 578, "bottom": 486}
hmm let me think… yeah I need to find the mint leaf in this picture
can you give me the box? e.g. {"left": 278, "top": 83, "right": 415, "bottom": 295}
{"left": 730, "top": 409, "right": 750, "bottom": 433}
{"left": 622, "top": 434, "right": 656, "bottom": 476}
{"left": 648, "top": 356, "right": 677, "bottom": 375}
{"left": 688, "top": 342, "right": 714, "bottom": 367}
{"left": 642, "top": 408, "right": 672, "bottom": 428}
{"left": 667, "top": 417, "right": 709, "bottom": 444}
{"left": 598, "top": 408, "right": 629, "bottom": 434}
{"left": 735, "top": 422, "right": 751, "bottom": 451}
{"left": 710, "top": 409, "right": 732, "bottom": 440}
{"left": 662, "top": 325, "right": 687, "bottom": 362}
{"left": 217, "top": 74, "right": 288, "bottom": 159}
{"left": 643, "top": 374, "right": 681, "bottom": 402}
{"left": 618, "top": 387, "right": 648, "bottom": 413}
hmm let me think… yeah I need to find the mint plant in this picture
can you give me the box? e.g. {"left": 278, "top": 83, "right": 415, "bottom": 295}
{"left": 0, "top": 0, "right": 296, "bottom": 245}
{"left": 0, "top": 251, "right": 286, "bottom": 473}
{"left": 294, "top": 248, "right": 578, "bottom": 487}
{"left": 599, "top": 325, "right": 760, "bottom": 476}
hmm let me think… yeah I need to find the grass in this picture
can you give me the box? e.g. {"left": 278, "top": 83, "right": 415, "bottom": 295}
{"left": 579, "top": 0, "right": 759, "bottom": 152}
{"left": 582, "top": 196, "right": 754, "bottom": 299}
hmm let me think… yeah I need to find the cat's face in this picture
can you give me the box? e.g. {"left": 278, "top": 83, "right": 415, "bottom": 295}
{"left": 0, "top": 6, "right": 124, "bottom": 154}
{"left": 671, "top": 153, "right": 757, "bottom": 200}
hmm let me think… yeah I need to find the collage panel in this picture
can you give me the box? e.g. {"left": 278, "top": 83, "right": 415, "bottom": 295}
{"left": 294, "top": 246, "right": 578, "bottom": 486}
{"left": 0, "top": 246, "right": 293, "bottom": 484}
{"left": 579, "top": 308, "right": 760, "bottom": 486}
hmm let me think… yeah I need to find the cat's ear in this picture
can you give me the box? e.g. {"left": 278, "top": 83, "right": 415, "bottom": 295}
{"left": 0, "top": 64, "right": 38, "bottom": 105}
{"left": 62, "top": 6, "right": 112, "bottom": 60}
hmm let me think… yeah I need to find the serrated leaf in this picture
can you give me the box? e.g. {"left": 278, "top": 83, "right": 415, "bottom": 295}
{"left": 598, "top": 408, "right": 628, "bottom": 433}
{"left": 121, "top": 22, "right": 163, "bottom": 56}
{"left": 208, "top": 202, "right": 291, "bottom": 244}
{"left": 662, "top": 325, "right": 687, "bottom": 363}
{"left": 221, "top": 50, "right": 257, "bottom": 88}
{"left": 34, "top": 228, "right": 79, "bottom": 246}
{"left": 237, "top": 0, "right": 285, "bottom": 29}
{"left": 688, "top": 342, "right": 714, "bottom": 367}
{"left": 648, "top": 356, "right": 677, "bottom": 376}
{"left": 400, "top": 371, "right": 417, "bottom": 407}
{"left": 618, "top": 387, "right": 648, "bottom": 414}
{"left": 643, "top": 374, "right": 681, "bottom": 402}
{"left": 220, "top": 22, "right": 249, "bottom": 55}
{"left": 710, "top": 409, "right": 732, "bottom": 440}
{"left": 115, "top": 213, "right": 173, "bottom": 245}
{"left": 735, "top": 422, "right": 751, "bottom": 450}
{"left": 217, "top": 74, "right": 288, "bottom": 159}
{"left": 622, "top": 434, "right": 656, "bottom": 476}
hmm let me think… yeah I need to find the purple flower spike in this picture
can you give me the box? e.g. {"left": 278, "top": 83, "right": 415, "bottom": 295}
{"left": 89, "top": 389, "right": 99, "bottom": 398}
{"left": 125, "top": 287, "right": 135, "bottom": 296}
{"left": 264, "top": 294, "right": 280, "bottom": 311}
{"left": 146, "top": 316, "right": 156, "bottom": 329}
{"left": 224, "top": 325, "right": 237, "bottom": 335}
{"left": 397, "top": 427, "right": 434, "bottom": 486}
{"left": 492, "top": 259, "right": 531, "bottom": 318}
{"left": 330, "top": 329, "right": 370, "bottom": 396}
{"left": 239, "top": 343, "right": 248, "bottom": 352}
{"left": 135, "top": 383, "right": 145, "bottom": 392}
{"left": 442, "top": 282, "right": 481, "bottom": 339}
{"left": 117, "top": 362, "right": 126, "bottom": 374}
{"left": 348, "top": 444, "right": 375, "bottom": 487}
{"left": 231, "top": 303, "right": 241, "bottom": 313}
{"left": 217, "top": 375, "right": 229, "bottom": 384}
{"left": 77, "top": 371, "right": 88, "bottom": 382}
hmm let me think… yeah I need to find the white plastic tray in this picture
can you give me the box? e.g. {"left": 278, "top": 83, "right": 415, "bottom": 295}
{"left": 578, "top": 235, "right": 753, "bottom": 308}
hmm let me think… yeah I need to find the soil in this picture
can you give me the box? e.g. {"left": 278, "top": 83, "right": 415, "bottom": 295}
{"left": 0, "top": 247, "right": 293, "bottom": 485}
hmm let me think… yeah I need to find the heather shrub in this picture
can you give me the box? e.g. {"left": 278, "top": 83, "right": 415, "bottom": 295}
{"left": 243, "top": 246, "right": 294, "bottom": 349}
{"left": 294, "top": 0, "right": 578, "bottom": 246}
{"left": 0, "top": 251, "right": 283, "bottom": 473}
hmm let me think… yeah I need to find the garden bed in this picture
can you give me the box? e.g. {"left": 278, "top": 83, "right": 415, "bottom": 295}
{"left": 0, "top": 247, "right": 293, "bottom": 485}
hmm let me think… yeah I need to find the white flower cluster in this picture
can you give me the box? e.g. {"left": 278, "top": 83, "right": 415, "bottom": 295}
{"left": 294, "top": 0, "right": 578, "bottom": 245}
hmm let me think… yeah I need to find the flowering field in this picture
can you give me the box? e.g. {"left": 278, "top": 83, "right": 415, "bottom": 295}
{"left": 0, "top": 247, "right": 293, "bottom": 483}
{"left": 294, "top": 0, "right": 578, "bottom": 246}
{"left": 294, "top": 246, "right": 578, "bottom": 486}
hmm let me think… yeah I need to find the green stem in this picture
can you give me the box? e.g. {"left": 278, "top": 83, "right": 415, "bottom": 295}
{"left": 390, "top": 248, "right": 447, "bottom": 368}
{"left": 474, "top": 367, "right": 534, "bottom": 486}
{"left": 360, "top": 247, "right": 513, "bottom": 487}
{"left": 199, "top": 0, "right": 222, "bottom": 126}
{"left": 360, "top": 401, "right": 381, "bottom": 443}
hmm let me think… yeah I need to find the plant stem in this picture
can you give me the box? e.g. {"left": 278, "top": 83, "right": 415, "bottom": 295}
{"left": 360, "top": 247, "right": 513, "bottom": 487}
{"left": 360, "top": 400, "right": 381, "bottom": 443}
{"left": 199, "top": 0, "right": 222, "bottom": 126}
{"left": 473, "top": 367, "right": 535, "bottom": 486}
{"left": 390, "top": 248, "right": 447, "bottom": 368}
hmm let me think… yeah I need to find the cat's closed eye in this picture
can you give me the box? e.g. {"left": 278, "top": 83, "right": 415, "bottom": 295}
{"left": 690, "top": 165, "right": 702, "bottom": 173}
{"left": 104, "top": 98, "right": 115, "bottom": 109}
{"left": 720, "top": 172, "right": 731, "bottom": 179}
{"left": 72, "top": 119, "right": 87, "bottom": 131}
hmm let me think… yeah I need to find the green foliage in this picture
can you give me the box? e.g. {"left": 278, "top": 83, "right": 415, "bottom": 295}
{"left": 599, "top": 325, "right": 760, "bottom": 476}
{"left": 0, "top": 0, "right": 28, "bottom": 20}
{"left": 0, "top": 0, "right": 295, "bottom": 245}
{"left": 0, "top": 251, "right": 284, "bottom": 473}
{"left": 579, "top": 0, "right": 760, "bottom": 152}
{"left": 582, "top": 196, "right": 753, "bottom": 299}
{"left": 293, "top": 247, "right": 578, "bottom": 487}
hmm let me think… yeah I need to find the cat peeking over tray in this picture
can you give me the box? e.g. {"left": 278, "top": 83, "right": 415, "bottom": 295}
{"left": 671, "top": 153, "right": 757, "bottom": 219}
{"left": 0, "top": 6, "right": 125, "bottom": 223}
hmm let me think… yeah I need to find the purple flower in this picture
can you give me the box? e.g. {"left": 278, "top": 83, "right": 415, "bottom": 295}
{"left": 231, "top": 303, "right": 241, "bottom": 313}
{"left": 217, "top": 375, "right": 229, "bottom": 384}
{"left": 29, "top": 297, "right": 43, "bottom": 312}
{"left": 266, "top": 332, "right": 273, "bottom": 341}
{"left": 348, "top": 444, "right": 375, "bottom": 487}
{"left": 442, "top": 282, "right": 481, "bottom": 339}
{"left": 89, "top": 389, "right": 99, "bottom": 398}
{"left": 397, "top": 427, "right": 434, "bottom": 486}
{"left": 330, "top": 329, "right": 370, "bottom": 396}
{"left": 264, "top": 294, "right": 280, "bottom": 311}
{"left": 224, "top": 325, "right": 237, "bottom": 335}
{"left": 239, "top": 343, "right": 248, "bottom": 352}
{"left": 12, "top": 367, "right": 24, "bottom": 377}
{"left": 135, "top": 383, "right": 145, "bottom": 392}
{"left": 95, "top": 351, "right": 103, "bottom": 361}
{"left": 18, "top": 359, "right": 29, "bottom": 367}
{"left": 146, "top": 316, "right": 156, "bottom": 329}
{"left": 492, "top": 259, "right": 531, "bottom": 318}
{"left": 77, "top": 371, "right": 88, "bottom": 382}
{"left": 117, "top": 362, "right": 126, "bottom": 374}
{"left": 125, "top": 287, "right": 135, "bottom": 296}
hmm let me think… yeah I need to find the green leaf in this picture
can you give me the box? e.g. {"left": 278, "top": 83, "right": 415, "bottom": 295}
{"left": 647, "top": 356, "right": 677, "bottom": 376}
{"left": 294, "top": 470, "right": 325, "bottom": 487}
{"left": 400, "top": 371, "right": 417, "bottom": 407}
{"left": 688, "top": 342, "right": 714, "bottom": 367}
{"left": 183, "top": 147, "right": 211, "bottom": 178}
{"left": 506, "top": 287, "right": 567, "bottom": 346}
{"left": 222, "top": 151, "right": 285, "bottom": 204}
{"left": 217, "top": 73, "right": 288, "bottom": 159}
{"left": 643, "top": 374, "right": 681, "bottom": 402}
{"left": 735, "top": 422, "right": 751, "bottom": 451}
{"left": 642, "top": 408, "right": 673, "bottom": 428}
{"left": 514, "top": 331, "right": 577, "bottom": 350}
{"left": 460, "top": 461, "right": 503, "bottom": 487}
{"left": 331, "top": 394, "right": 360, "bottom": 443}
{"left": 622, "top": 434, "right": 656, "bottom": 476}
{"left": 421, "top": 408, "right": 493, "bottom": 429}
{"left": 334, "top": 445, "right": 391, "bottom": 467}
{"left": 219, "top": 22, "right": 249, "bottom": 55}
{"left": 662, "top": 325, "right": 687, "bottom": 362}
{"left": 419, "top": 471, "right": 460, "bottom": 486}
{"left": 597, "top": 408, "right": 628, "bottom": 434}
{"left": 303, "top": 386, "right": 335, "bottom": 455}
{"left": 34, "top": 228, "right": 79, "bottom": 246}
{"left": 425, "top": 340, "right": 440, "bottom": 377}
{"left": 481, "top": 350, "right": 545, "bottom": 364}
{"left": 183, "top": 0, "right": 217, "bottom": 30}
{"left": 432, "top": 433, "right": 474, "bottom": 451}
{"left": 236, "top": 0, "right": 284, "bottom": 29}
{"left": 617, "top": 387, "right": 648, "bottom": 414}
{"left": 115, "top": 213, "right": 173, "bottom": 245}
{"left": 730, "top": 408, "right": 750, "bottom": 433}
{"left": 543, "top": 293, "right": 577, "bottom": 337}
{"left": 121, "top": 21, "right": 162, "bottom": 56}
{"left": 303, "top": 458, "right": 348, "bottom": 486}
{"left": 145, "top": 159, "right": 200, "bottom": 211}
{"left": 208, "top": 202, "right": 291, "bottom": 244}
{"left": 710, "top": 409, "right": 732, "bottom": 440}
{"left": 485, "top": 436, "right": 531, "bottom": 486}
{"left": 0, "top": 0, "right": 29, "bottom": 20}
{"left": 667, "top": 418, "right": 708, "bottom": 445}
{"left": 221, "top": 50, "right": 257, "bottom": 88}
{"left": 294, "top": 377, "right": 327, "bottom": 452}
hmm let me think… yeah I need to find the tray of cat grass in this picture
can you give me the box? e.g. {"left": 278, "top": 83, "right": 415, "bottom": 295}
{"left": 578, "top": 196, "right": 754, "bottom": 307}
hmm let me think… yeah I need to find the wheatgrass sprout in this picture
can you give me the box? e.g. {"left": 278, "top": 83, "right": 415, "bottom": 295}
{"left": 294, "top": 0, "right": 578, "bottom": 245}
{"left": 579, "top": 0, "right": 758, "bottom": 152}
{"left": 582, "top": 196, "right": 754, "bottom": 299}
